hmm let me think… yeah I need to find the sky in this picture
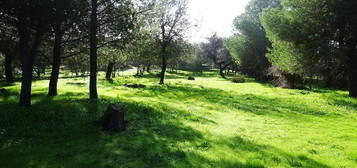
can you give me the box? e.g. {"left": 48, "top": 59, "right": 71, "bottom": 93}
{"left": 187, "top": 0, "right": 250, "bottom": 43}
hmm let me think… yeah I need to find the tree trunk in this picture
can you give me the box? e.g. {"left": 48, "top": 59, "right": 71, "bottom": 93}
{"left": 159, "top": 55, "right": 167, "bottom": 85}
{"left": 106, "top": 62, "right": 114, "bottom": 79}
{"left": 141, "top": 66, "right": 145, "bottom": 75}
{"left": 290, "top": 74, "right": 296, "bottom": 89}
{"left": 219, "top": 65, "right": 226, "bottom": 78}
{"left": 4, "top": 51, "right": 14, "bottom": 83}
{"left": 112, "top": 66, "right": 116, "bottom": 77}
{"left": 48, "top": 19, "right": 63, "bottom": 96}
{"left": 100, "top": 104, "right": 125, "bottom": 132}
{"left": 89, "top": 0, "right": 98, "bottom": 99}
{"left": 18, "top": 11, "right": 33, "bottom": 107}
{"left": 348, "top": 39, "right": 357, "bottom": 98}
{"left": 136, "top": 65, "right": 140, "bottom": 75}
{"left": 146, "top": 64, "right": 151, "bottom": 73}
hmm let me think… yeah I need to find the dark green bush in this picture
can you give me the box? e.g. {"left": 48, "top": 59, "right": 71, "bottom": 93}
{"left": 232, "top": 75, "right": 245, "bottom": 83}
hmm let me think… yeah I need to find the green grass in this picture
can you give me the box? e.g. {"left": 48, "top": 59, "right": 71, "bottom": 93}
{"left": 0, "top": 70, "right": 356, "bottom": 168}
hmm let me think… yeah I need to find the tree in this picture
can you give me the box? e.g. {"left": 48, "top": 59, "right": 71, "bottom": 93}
{"left": 261, "top": 1, "right": 328, "bottom": 88}
{"left": 48, "top": 0, "right": 88, "bottom": 96}
{"left": 89, "top": 0, "right": 99, "bottom": 99}
{"left": 0, "top": 0, "right": 52, "bottom": 106}
{"left": 261, "top": 0, "right": 357, "bottom": 96}
{"left": 98, "top": 47, "right": 128, "bottom": 79}
{"left": 88, "top": 0, "right": 138, "bottom": 98}
{"left": 342, "top": 0, "right": 357, "bottom": 97}
{"left": 125, "top": 31, "right": 160, "bottom": 76}
{"left": 0, "top": 0, "right": 147, "bottom": 105}
{"left": 154, "top": 0, "right": 190, "bottom": 84}
{"left": 202, "top": 34, "right": 233, "bottom": 78}
{"left": 231, "top": 0, "right": 280, "bottom": 82}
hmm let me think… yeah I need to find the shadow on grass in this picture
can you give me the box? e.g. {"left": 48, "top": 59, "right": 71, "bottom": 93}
{"left": 0, "top": 93, "right": 206, "bottom": 168}
{"left": 2, "top": 72, "right": 351, "bottom": 167}
{"left": 0, "top": 82, "right": 16, "bottom": 88}
{"left": 0, "top": 91, "right": 332, "bottom": 167}
{"left": 136, "top": 73, "right": 188, "bottom": 80}
{"left": 131, "top": 70, "right": 224, "bottom": 80}
{"left": 318, "top": 91, "right": 357, "bottom": 112}
{"left": 140, "top": 83, "right": 330, "bottom": 119}
{"left": 204, "top": 136, "right": 330, "bottom": 168}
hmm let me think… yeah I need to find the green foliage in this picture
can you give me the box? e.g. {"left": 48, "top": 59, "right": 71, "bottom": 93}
{"left": 178, "top": 44, "right": 206, "bottom": 72}
{"left": 260, "top": 0, "right": 357, "bottom": 93}
{"left": 260, "top": 1, "right": 326, "bottom": 75}
{"left": 166, "top": 40, "right": 194, "bottom": 67}
{"left": 224, "top": 35, "right": 244, "bottom": 64}
{"left": 98, "top": 47, "right": 128, "bottom": 70}
{"left": 0, "top": 71, "right": 356, "bottom": 167}
{"left": 231, "top": 0, "right": 280, "bottom": 81}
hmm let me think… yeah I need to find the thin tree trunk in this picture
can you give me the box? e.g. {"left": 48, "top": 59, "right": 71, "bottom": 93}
{"left": 89, "top": 0, "right": 98, "bottom": 99}
{"left": 348, "top": 39, "right": 357, "bottom": 98}
{"left": 159, "top": 55, "right": 167, "bottom": 85}
{"left": 48, "top": 20, "right": 63, "bottom": 96}
{"left": 4, "top": 51, "right": 14, "bottom": 83}
{"left": 106, "top": 62, "right": 114, "bottom": 79}
{"left": 159, "top": 42, "right": 168, "bottom": 85}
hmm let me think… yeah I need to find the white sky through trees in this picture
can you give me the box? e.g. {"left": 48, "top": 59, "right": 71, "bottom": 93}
{"left": 187, "top": 0, "right": 250, "bottom": 43}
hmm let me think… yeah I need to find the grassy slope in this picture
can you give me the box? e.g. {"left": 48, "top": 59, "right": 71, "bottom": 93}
{"left": 0, "top": 71, "right": 356, "bottom": 168}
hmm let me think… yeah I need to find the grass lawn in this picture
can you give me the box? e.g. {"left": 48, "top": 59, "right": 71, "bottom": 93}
{"left": 0, "top": 70, "right": 356, "bottom": 168}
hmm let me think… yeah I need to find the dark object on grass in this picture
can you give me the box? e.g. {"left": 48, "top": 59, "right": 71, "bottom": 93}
{"left": 100, "top": 104, "right": 125, "bottom": 132}
{"left": 300, "top": 90, "right": 311, "bottom": 95}
{"left": 156, "top": 72, "right": 161, "bottom": 77}
{"left": 232, "top": 76, "right": 245, "bottom": 83}
{"left": 124, "top": 83, "right": 146, "bottom": 88}
{"left": 188, "top": 76, "right": 195, "bottom": 80}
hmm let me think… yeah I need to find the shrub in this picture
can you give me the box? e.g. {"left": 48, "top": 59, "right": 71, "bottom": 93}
{"left": 232, "top": 75, "right": 245, "bottom": 83}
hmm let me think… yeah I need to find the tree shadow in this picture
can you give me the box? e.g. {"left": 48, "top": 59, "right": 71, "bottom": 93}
{"left": 142, "top": 83, "right": 330, "bottom": 120}
{"left": 0, "top": 82, "right": 16, "bottom": 87}
{"left": 0, "top": 94, "right": 207, "bottom": 168}
{"left": 318, "top": 91, "right": 357, "bottom": 113}
{"left": 201, "top": 136, "right": 331, "bottom": 168}
{"left": 0, "top": 76, "right": 352, "bottom": 167}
